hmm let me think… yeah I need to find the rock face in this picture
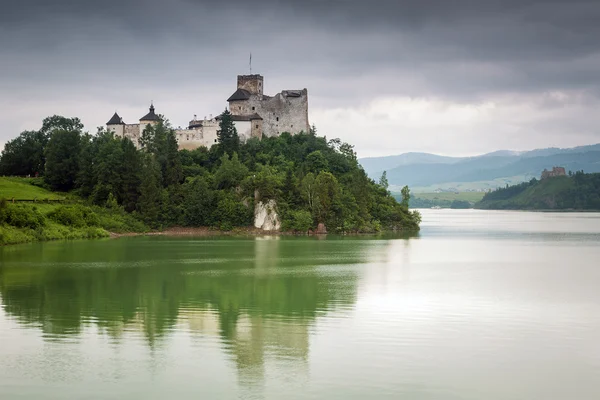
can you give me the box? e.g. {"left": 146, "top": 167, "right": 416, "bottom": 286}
{"left": 254, "top": 199, "right": 281, "bottom": 231}
{"left": 316, "top": 223, "right": 327, "bottom": 234}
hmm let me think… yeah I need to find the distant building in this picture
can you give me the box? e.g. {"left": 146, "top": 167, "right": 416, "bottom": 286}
{"left": 541, "top": 166, "right": 566, "bottom": 180}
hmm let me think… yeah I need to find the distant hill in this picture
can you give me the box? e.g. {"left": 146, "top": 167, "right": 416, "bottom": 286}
{"left": 360, "top": 144, "right": 600, "bottom": 190}
{"left": 474, "top": 172, "right": 600, "bottom": 210}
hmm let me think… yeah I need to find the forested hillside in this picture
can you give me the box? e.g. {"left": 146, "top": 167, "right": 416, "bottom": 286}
{"left": 474, "top": 172, "right": 600, "bottom": 210}
{"left": 0, "top": 112, "right": 420, "bottom": 243}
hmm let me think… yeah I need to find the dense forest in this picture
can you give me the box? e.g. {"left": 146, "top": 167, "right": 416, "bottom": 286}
{"left": 475, "top": 172, "right": 600, "bottom": 210}
{"left": 0, "top": 113, "right": 421, "bottom": 238}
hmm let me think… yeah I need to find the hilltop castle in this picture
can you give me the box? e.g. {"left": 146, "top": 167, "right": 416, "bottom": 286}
{"left": 106, "top": 74, "right": 309, "bottom": 150}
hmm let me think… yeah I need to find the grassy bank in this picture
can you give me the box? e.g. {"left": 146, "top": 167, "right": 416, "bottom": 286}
{"left": 0, "top": 177, "right": 66, "bottom": 200}
{"left": 0, "top": 202, "right": 148, "bottom": 246}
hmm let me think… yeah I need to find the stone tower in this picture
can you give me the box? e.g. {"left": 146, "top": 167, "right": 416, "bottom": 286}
{"left": 106, "top": 112, "right": 124, "bottom": 137}
{"left": 237, "top": 74, "right": 264, "bottom": 97}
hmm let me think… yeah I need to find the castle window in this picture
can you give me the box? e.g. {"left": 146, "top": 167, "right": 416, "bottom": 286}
{"left": 255, "top": 124, "right": 258, "bottom": 129}
{"left": 291, "top": 124, "right": 293, "bottom": 128}
{"left": 252, "top": 107, "right": 255, "bottom": 111}
{"left": 186, "top": 135, "right": 189, "bottom": 140}
{"left": 276, "top": 117, "right": 279, "bottom": 122}
{"left": 214, "top": 139, "right": 217, "bottom": 143}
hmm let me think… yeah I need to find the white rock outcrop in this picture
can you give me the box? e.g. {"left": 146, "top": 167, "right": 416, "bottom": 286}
{"left": 254, "top": 199, "right": 281, "bottom": 231}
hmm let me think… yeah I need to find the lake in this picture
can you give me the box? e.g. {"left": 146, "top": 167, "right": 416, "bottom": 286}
{"left": 1, "top": 209, "right": 600, "bottom": 399}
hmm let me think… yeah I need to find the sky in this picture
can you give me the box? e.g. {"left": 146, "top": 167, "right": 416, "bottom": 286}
{"left": 1, "top": 0, "right": 600, "bottom": 158}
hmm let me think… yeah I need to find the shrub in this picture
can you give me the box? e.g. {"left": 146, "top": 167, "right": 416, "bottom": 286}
{"left": 0, "top": 203, "right": 46, "bottom": 229}
{"left": 281, "top": 209, "right": 313, "bottom": 233}
{"left": 47, "top": 205, "right": 100, "bottom": 228}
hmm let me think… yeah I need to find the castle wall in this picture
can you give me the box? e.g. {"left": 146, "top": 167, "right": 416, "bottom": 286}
{"left": 232, "top": 90, "right": 308, "bottom": 137}
{"left": 233, "top": 120, "right": 252, "bottom": 141}
{"left": 107, "top": 124, "right": 124, "bottom": 138}
{"left": 124, "top": 124, "right": 141, "bottom": 147}
{"left": 251, "top": 119, "right": 262, "bottom": 139}
{"left": 175, "top": 121, "right": 219, "bottom": 150}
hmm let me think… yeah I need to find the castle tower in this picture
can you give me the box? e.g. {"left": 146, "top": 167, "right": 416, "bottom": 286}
{"left": 106, "top": 112, "right": 124, "bottom": 137}
{"left": 139, "top": 103, "right": 160, "bottom": 136}
{"left": 237, "top": 74, "right": 263, "bottom": 96}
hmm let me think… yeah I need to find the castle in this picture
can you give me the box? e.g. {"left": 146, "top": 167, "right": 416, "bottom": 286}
{"left": 106, "top": 74, "right": 309, "bottom": 150}
{"left": 541, "top": 166, "right": 566, "bottom": 179}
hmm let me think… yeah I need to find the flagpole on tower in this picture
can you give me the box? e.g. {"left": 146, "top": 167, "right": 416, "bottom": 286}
{"left": 249, "top": 52, "right": 252, "bottom": 74}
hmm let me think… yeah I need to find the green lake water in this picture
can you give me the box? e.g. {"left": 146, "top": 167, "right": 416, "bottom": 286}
{"left": 1, "top": 209, "right": 600, "bottom": 399}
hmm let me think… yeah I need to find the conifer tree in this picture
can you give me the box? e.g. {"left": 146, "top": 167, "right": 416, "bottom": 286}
{"left": 121, "top": 138, "right": 142, "bottom": 212}
{"left": 217, "top": 109, "right": 239, "bottom": 155}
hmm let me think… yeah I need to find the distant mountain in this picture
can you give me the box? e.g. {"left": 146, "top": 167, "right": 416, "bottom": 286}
{"left": 359, "top": 144, "right": 600, "bottom": 190}
{"left": 359, "top": 152, "right": 459, "bottom": 176}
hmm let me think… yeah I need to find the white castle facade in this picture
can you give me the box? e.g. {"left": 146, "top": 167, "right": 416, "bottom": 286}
{"left": 106, "top": 74, "right": 309, "bottom": 150}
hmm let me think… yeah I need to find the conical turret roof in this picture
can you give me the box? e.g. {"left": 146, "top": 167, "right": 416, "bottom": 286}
{"left": 107, "top": 112, "right": 124, "bottom": 125}
{"left": 140, "top": 103, "right": 160, "bottom": 121}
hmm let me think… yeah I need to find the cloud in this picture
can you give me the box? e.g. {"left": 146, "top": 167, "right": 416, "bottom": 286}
{"left": 1, "top": 0, "right": 600, "bottom": 156}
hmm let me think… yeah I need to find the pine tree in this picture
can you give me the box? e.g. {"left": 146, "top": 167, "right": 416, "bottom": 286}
{"left": 138, "top": 155, "right": 163, "bottom": 227}
{"left": 217, "top": 109, "right": 239, "bottom": 155}
{"left": 121, "top": 138, "right": 141, "bottom": 212}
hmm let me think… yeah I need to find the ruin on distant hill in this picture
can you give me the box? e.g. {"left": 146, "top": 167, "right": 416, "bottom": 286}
{"left": 541, "top": 166, "right": 566, "bottom": 179}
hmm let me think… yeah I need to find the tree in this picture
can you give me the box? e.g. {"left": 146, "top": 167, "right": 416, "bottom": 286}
{"left": 39, "top": 115, "right": 83, "bottom": 136}
{"left": 401, "top": 185, "right": 410, "bottom": 208}
{"left": 252, "top": 164, "right": 283, "bottom": 201}
{"left": 182, "top": 177, "right": 214, "bottom": 226}
{"left": 164, "top": 130, "right": 183, "bottom": 187}
{"left": 305, "top": 150, "right": 328, "bottom": 173}
{"left": 314, "top": 171, "right": 341, "bottom": 223}
{"left": 44, "top": 129, "right": 82, "bottom": 191}
{"left": 379, "top": 171, "right": 389, "bottom": 190}
{"left": 214, "top": 153, "right": 248, "bottom": 190}
{"left": 120, "top": 138, "right": 142, "bottom": 212}
{"left": 0, "top": 130, "right": 48, "bottom": 176}
{"left": 138, "top": 155, "right": 163, "bottom": 227}
{"left": 217, "top": 109, "right": 239, "bottom": 155}
{"left": 300, "top": 172, "right": 317, "bottom": 213}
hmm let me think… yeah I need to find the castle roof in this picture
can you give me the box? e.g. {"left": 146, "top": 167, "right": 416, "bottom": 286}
{"left": 216, "top": 113, "right": 263, "bottom": 122}
{"left": 140, "top": 104, "right": 160, "bottom": 121}
{"left": 107, "top": 112, "right": 124, "bottom": 125}
{"left": 227, "top": 88, "right": 252, "bottom": 102}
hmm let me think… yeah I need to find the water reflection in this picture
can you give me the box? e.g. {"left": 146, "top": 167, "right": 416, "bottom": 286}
{"left": 0, "top": 235, "right": 408, "bottom": 390}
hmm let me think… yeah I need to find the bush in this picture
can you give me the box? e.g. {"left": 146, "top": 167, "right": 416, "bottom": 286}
{"left": 0, "top": 203, "right": 46, "bottom": 229}
{"left": 281, "top": 210, "right": 313, "bottom": 233}
{"left": 47, "top": 205, "right": 100, "bottom": 228}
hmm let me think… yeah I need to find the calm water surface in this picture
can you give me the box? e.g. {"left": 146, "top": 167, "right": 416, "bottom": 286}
{"left": 1, "top": 209, "right": 600, "bottom": 399}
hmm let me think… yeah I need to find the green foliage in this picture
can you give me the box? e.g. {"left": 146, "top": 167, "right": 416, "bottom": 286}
{"left": 182, "top": 177, "right": 215, "bottom": 227}
{"left": 379, "top": 171, "right": 389, "bottom": 190}
{"left": 281, "top": 209, "right": 313, "bottom": 232}
{"left": 214, "top": 153, "right": 248, "bottom": 190}
{"left": 400, "top": 185, "right": 410, "bottom": 208}
{"left": 213, "top": 192, "right": 253, "bottom": 230}
{"left": 0, "top": 203, "right": 46, "bottom": 229}
{"left": 47, "top": 205, "right": 100, "bottom": 228}
{"left": 0, "top": 130, "right": 47, "bottom": 176}
{"left": 217, "top": 109, "right": 240, "bottom": 156}
{"left": 450, "top": 200, "right": 471, "bottom": 209}
{"left": 2, "top": 115, "right": 420, "bottom": 237}
{"left": 137, "top": 155, "right": 163, "bottom": 228}
{"left": 44, "top": 129, "right": 82, "bottom": 191}
{"left": 0, "top": 202, "right": 146, "bottom": 245}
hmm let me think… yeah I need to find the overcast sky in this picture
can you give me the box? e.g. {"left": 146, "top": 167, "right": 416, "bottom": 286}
{"left": 1, "top": 0, "right": 600, "bottom": 157}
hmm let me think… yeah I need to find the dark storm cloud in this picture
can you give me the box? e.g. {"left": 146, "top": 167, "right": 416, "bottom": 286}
{"left": 2, "top": 0, "right": 600, "bottom": 155}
